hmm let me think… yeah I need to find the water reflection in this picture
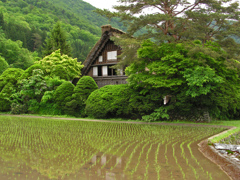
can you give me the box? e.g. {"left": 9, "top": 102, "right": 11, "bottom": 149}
{"left": 87, "top": 153, "right": 125, "bottom": 180}
{"left": 0, "top": 117, "right": 230, "bottom": 180}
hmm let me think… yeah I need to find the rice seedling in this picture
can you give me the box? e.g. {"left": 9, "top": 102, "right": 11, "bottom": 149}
{"left": 0, "top": 116, "right": 229, "bottom": 180}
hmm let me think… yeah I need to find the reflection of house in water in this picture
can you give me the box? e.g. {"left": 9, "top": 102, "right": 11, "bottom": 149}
{"left": 85, "top": 152, "right": 125, "bottom": 179}
{"left": 81, "top": 25, "right": 128, "bottom": 88}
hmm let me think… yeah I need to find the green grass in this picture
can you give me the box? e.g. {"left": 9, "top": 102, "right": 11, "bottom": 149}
{"left": 207, "top": 120, "right": 240, "bottom": 143}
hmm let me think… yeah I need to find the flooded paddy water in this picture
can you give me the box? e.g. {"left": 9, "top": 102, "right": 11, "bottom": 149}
{"left": 0, "top": 116, "right": 229, "bottom": 179}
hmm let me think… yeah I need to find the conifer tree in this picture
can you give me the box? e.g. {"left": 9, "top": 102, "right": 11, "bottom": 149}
{"left": 43, "top": 22, "right": 72, "bottom": 57}
{"left": 97, "top": 0, "right": 240, "bottom": 64}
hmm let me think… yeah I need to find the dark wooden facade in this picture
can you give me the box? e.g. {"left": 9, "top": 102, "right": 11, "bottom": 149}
{"left": 81, "top": 25, "right": 127, "bottom": 88}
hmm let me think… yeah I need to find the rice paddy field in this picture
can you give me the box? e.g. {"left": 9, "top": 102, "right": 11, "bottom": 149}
{"left": 0, "top": 116, "right": 230, "bottom": 180}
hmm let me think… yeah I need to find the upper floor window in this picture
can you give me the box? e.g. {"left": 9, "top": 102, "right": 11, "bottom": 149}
{"left": 99, "top": 55, "right": 103, "bottom": 62}
{"left": 107, "top": 51, "right": 117, "bottom": 61}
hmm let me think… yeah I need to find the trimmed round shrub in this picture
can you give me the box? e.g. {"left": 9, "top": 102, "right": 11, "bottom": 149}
{"left": 19, "top": 64, "right": 43, "bottom": 80}
{"left": 50, "top": 65, "right": 69, "bottom": 80}
{"left": 0, "top": 56, "right": 9, "bottom": 75}
{"left": 85, "top": 84, "right": 129, "bottom": 119}
{"left": 85, "top": 84, "right": 162, "bottom": 119}
{"left": 74, "top": 76, "right": 98, "bottom": 102}
{"left": 54, "top": 81, "right": 75, "bottom": 112}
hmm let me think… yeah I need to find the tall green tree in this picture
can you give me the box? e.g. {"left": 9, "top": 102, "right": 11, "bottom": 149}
{"left": 43, "top": 22, "right": 72, "bottom": 56}
{"left": 97, "top": 0, "right": 240, "bottom": 64}
{"left": 36, "top": 49, "right": 84, "bottom": 81}
{"left": 126, "top": 40, "right": 240, "bottom": 120}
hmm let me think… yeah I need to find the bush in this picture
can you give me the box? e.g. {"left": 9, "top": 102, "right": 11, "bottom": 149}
{"left": 0, "top": 56, "right": 9, "bottom": 75}
{"left": 0, "top": 82, "right": 16, "bottom": 112}
{"left": 74, "top": 76, "right": 98, "bottom": 102}
{"left": 54, "top": 81, "right": 75, "bottom": 113}
{"left": 50, "top": 65, "right": 69, "bottom": 80}
{"left": 0, "top": 97, "right": 11, "bottom": 112}
{"left": 0, "top": 68, "right": 24, "bottom": 91}
{"left": 11, "top": 103, "right": 28, "bottom": 114}
{"left": 27, "top": 99, "right": 40, "bottom": 114}
{"left": 36, "top": 50, "right": 83, "bottom": 81}
{"left": 85, "top": 84, "right": 162, "bottom": 119}
{"left": 19, "top": 64, "right": 43, "bottom": 80}
{"left": 38, "top": 103, "right": 62, "bottom": 115}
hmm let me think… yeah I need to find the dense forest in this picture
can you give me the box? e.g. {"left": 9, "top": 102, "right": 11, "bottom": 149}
{"left": 0, "top": 0, "right": 124, "bottom": 67}
{"left": 0, "top": 0, "right": 240, "bottom": 121}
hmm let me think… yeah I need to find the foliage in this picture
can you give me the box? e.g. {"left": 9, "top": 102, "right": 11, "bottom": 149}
{"left": 43, "top": 22, "right": 72, "bottom": 57}
{"left": 67, "top": 76, "right": 98, "bottom": 117}
{"left": 44, "top": 76, "right": 65, "bottom": 90}
{"left": 50, "top": 65, "right": 69, "bottom": 81}
{"left": 97, "top": 0, "right": 240, "bottom": 65}
{"left": 19, "top": 64, "right": 43, "bottom": 80}
{"left": 0, "top": 82, "right": 16, "bottom": 111}
{"left": 35, "top": 50, "right": 83, "bottom": 81}
{"left": 10, "top": 69, "right": 48, "bottom": 114}
{"left": 0, "top": 0, "right": 125, "bottom": 63}
{"left": 0, "top": 31, "right": 35, "bottom": 69}
{"left": 0, "top": 68, "right": 24, "bottom": 92}
{"left": 0, "top": 56, "right": 8, "bottom": 75}
{"left": 126, "top": 40, "right": 240, "bottom": 120}
{"left": 0, "top": 97, "right": 11, "bottom": 112}
{"left": 10, "top": 103, "right": 28, "bottom": 114}
{"left": 142, "top": 106, "right": 170, "bottom": 122}
{"left": 53, "top": 81, "right": 75, "bottom": 114}
{"left": 74, "top": 76, "right": 98, "bottom": 102}
{"left": 38, "top": 103, "right": 62, "bottom": 115}
{"left": 85, "top": 84, "right": 162, "bottom": 119}
{"left": 18, "top": 69, "right": 47, "bottom": 103}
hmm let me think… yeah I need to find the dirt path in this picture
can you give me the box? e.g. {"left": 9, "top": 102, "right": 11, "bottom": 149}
{"left": 1, "top": 114, "right": 239, "bottom": 179}
{"left": 0, "top": 114, "right": 233, "bottom": 128}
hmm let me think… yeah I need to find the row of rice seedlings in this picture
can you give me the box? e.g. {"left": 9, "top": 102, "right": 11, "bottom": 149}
{"left": 123, "top": 137, "right": 152, "bottom": 174}
{"left": 0, "top": 116, "right": 226, "bottom": 179}
{"left": 172, "top": 141, "right": 186, "bottom": 179}
{"left": 100, "top": 140, "right": 131, "bottom": 170}
{"left": 109, "top": 139, "right": 139, "bottom": 171}
{"left": 126, "top": 136, "right": 161, "bottom": 178}
{"left": 143, "top": 138, "right": 164, "bottom": 180}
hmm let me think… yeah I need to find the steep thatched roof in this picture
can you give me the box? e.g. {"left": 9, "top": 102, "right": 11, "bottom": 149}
{"left": 81, "top": 25, "right": 125, "bottom": 75}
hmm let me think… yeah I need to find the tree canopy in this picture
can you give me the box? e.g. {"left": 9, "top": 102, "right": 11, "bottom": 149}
{"left": 43, "top": 22, "right": 72, "bottom": 57}
{"left": 126, "top": 40, "right": 240, "bottom": 119}
{"left": 35, "top": 50, "right": 84, "bottom": 81}
{"left": 97, "top": 0, "right": 240, "bottom": 64}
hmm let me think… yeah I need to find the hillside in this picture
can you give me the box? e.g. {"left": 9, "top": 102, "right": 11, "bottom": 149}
{"left": 0, "top": 0, "right": 125, "bottom": 66}
{"left": 47, "top": 0, "right": 125, "bottom": 31}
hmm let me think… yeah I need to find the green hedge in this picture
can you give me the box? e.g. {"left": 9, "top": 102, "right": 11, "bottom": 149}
{"left": 74, "top": 76, "right": 98, "bottom": 102}
{"left": 54, "top": 81, "right": 75, "bottom": 113}
{"left": 85, "top": 84, "right": 162, "bottom": 119}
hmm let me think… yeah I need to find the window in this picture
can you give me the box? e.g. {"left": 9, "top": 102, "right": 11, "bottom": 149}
{"left": 102, "top": 66, "right": 108, "bottom": 76}
{"left": 93, "top": 67, "right": 98, "bottom": 76}
{"left": 108, "top": 66, "right": 117, "bottom": 76}
{"left": 107, "top": 51, "right": 117, "bottom": 61}
{"left": 99, "top": 55, "right": 103, "bottom": 62}
{"left": 98, "top": 66, "right": 102, "bottom": 76}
